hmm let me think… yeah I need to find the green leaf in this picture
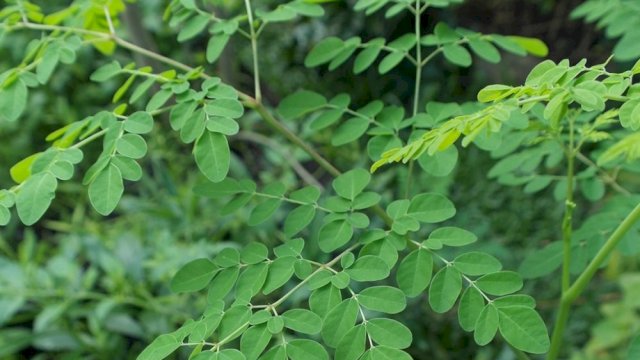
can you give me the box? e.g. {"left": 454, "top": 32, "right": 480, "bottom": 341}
{"left": 287, "top": 339, "right": 328, "bottom": 360}
{"left": 358, "top": 286, "right": 406, "bottom": 314}
{"left": 206, "top": 116, "right": 240, "bottom": 135}
{"left": 335, "top": 325, "right": 366, "bottom": 360}
{"left": 240, "top": 324, "right": 271, "bottom": 360}
{"left": 458, "top": 287, "right": 485, "bottom": 332}
{"left": 240, "top": 242, "right": 268, "bottom": 264}
{"left": 477, "top": 84, "right": 512, "bottom": 103}
{"left": 518, "top": 241, "right": 563, "bottom": 279}
{"left": 305, "top": 37, "right": 345, "bottom": 67}
{"left": 116, "top": 134, "right": 148, "bottom": 159}
{"left": 137, "top": 334, "right": 181, "bottom": 360}
{"left": 493, "top": 295, "right": 536, "bottom": 308}
{"left": 498, "top": 306, "right": 550, "bottom": 354}
{"left": 0, "top": 78, "right": 28, "bottom": 122}
{"left": 16, "top": 172, "right": 57, "bottom": 225}
{"left": 194, "top": 131, "right": 230, "bottom": 182}
{"left": 354, "top": 40, "right": 384, "bottom": 74}
{"left": 442, "top": 44, "right": 472, "bottom": 67}
{"left": 318, "top": 219, "right": 353, "bottom": 252}
{"left": 476, "top": 271, "right": 523, "bottom": 296}
{"left": 468, "top": 38, "right": 501, "bottom": 63}
{"left": 321, "top": 298, "right": 359, "bottom": 347}
{"left": 284, "top": 205, "right": 316, "bottom": 237}
{"left": 396, "top": 249, "right": 433, "bottom": 297}
{"left": 365, "top": 346, "right": 412, "bottom": 360}
{"left": 407, "top": 193, "right": 456, "bottom": 223}
{"left": 428, "top": 227, "right": 477, "bottom": 247}
{"left": 310, "top": 284, "right": 342, "bottom": 318}
{"left": 205, "top": 99, "right": 245, "bottom": 119}
{"left": 218, "top": 306, "right": 251, "bottom": 341}
{"left": 474, "top": 304, "right": 499, "bottom": 346}
{"left": 508, "top": 36, "right": 548, "bottom": 57}
{"left": 90, "top": 61, "right": 121, "bottom": 82}
{"left": 124, "top": 112, "right": 154, "bottom": 134}
{"left": 428, "top": 266, "right": 462, "bottom": 313}
{"left": 418, "top": 145, "right": 458, "bottom": 177}
{"left": 170, "top": 258, "right": 218, "bottom": 293}
{"left": 366, "top": 318, "right": 412, "bottom": 349}
{"left": 453, "top": 252, "right": 502, "bottom": 276}
{"left": 332, "top": 169, "right": 370, "bottom": 200}
{"left": 111, "top": 156, "right": 142, "bottom": 181}
{"left": 332, "top": 117, "right": 370, "bottom": 145}
{"left": 346, "top": 255, "right": 389, "bottom": 282}
{"left": 267, "top": 316, "right": 284, "bottom": 334}
{"left": 262, "top": 256, "right": 295, "bottom": 294}
{"left": 88, "top": 163, "right": 124, "bottom": 216}
{"left": 207, "top": 266, "right": 239, "bottom": 301}
{"left": 36, "top": 47, "right": 60, "bottom": 83}
{"left": 146, "top": 89, "right": 173, "bottom": 112}
{"left": 207, "top": 34, "right": 231, "bottom": 63}
{"left": 249, "top": 198, "right": 282, "bottom": 226}
{"left": 619, "top": 98, "right": 640, "bottom": 130}
{"left": 282, "top": 309, "right": 322, "bottom": 335}
{"left": 277, "top": 90, "right": 327, "bottom": 120}
{"left": 378, "top": 52, "right": 405, "bottom": 74}
{"left": 178, "top": 15, "right": 210, "bottom": 42}
{"left": 627, "top": 333, "right": 640, "bottom": 360}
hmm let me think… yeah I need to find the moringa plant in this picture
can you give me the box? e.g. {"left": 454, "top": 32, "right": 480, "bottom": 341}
{"left": 0, "top": 0, "right": 639, "bottom": 359}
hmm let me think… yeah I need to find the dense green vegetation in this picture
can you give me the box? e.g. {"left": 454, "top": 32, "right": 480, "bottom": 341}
{"left": 1, "top": 0, "right": 640, "bottom": 359}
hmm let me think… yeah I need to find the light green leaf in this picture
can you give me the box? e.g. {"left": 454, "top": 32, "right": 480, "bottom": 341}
{"left": 335, "top": 325, "right": 366, "bottom": 360}
{"left": 474, "top": 304, "right": 498, "bottom": 346}
{"left": 282, "top": 309, "right": 322, "bottom": 335}
{"left": 476, "top": 271, "right": 523, "bottom": 296}
{"left": 321, "top": 298, "right": 359, "bottom": 347}
{"left": 428, "top": 227, "right": 477, "bottom": 247}
{"left": 277, "top": 90, "right": 327, "bottom": 120}
{"left": 365, "top": 346, "right": 412, "bottom": 360}
{"left": 346, "top": 255, "right": 389, "bottom": 282}
{"left": 16, "top": 172, "right": 57, "bottom": 225}
{"left": 318, "top": 219, "right": 353, "bottom": 252}
{"left": 262, "top": 256, "right": 296, "bottom": 294}
{"left": 354, "top": 40, "right": 384, "bottom": 74}
{"left": 443, "top": 44, "right": 472, "bottom": 67}
{"left": 332, "top": 169, "right": 370, "bottom": 200}
{"left": 366, "top": 318, "right": 412, "bottom": 349}
{"left": 90, "top": 61, "right": 121, "bottom": 82}
{"left": 137, "top": 334, "right": 181, "bottom": 360}
{"left": 0, "top": 79, "right": 28, "bottom": 122}
{"left": 305, "top": 37, "right": 345, "bottom": 67}
{"left": 205, "top": 99, "right": 245, "bottom": 119}
{"left": 396, "top": 249, "right": 433, "bottom": 297}
{"left": 428, "top": 266, "right": 462, "bottom": 313}
{"left": 207, "top": 266, "right": 239, "bottom": 301}
{"left": 453, "top": 252, "right": 502, "bottom": 276}
{"left": 310, "top": 284, "right": 342, "bottom": 318}
{"left": 207, "top": 34, "right": 231, "bottom": 63}
{"left": 178, "top": 15, "right": 210, "bottom": 42}
{"left": 468, "top": 38, "right": 501, "bottom": 63}
{"left": 332, "top": 117, "right": 370, "bottom": 145}
{"left": 249, "top": 198, "right": 282, "bottom": 226}
{"left": 170, "top": 258, "right": 218, "bottom": 293}
{"left": 116, "top": 134, "right": 148, "bottom": 159}
{"left": 518, "top": 241, "right": 563, "bottom": 279}
{"left": 206, "top": 116, "right": 240, "bottom": 135}
{"left": 458, "top": 287, "right": 485, "bottom": 332}
{"left": 111, "top": 155, "right": 143, "bottom": 181}
{"left": 240, "top": 242, "right": 268, "bottom": 264}
{"left": 358, "top": 286, "right": 406, "bottom": 314}
{"left": 498, "top": 306, "right": 550, "bottom": 354}
{"left": 378, "top": 52, "right": 404, "bottom": 74}
{"left": 88, "top": 163, "right": 124, "bottom": 216}
{"left": 286, "top": 339, "right": 328, "bottom": 360}
{"left": 194, "top": 131, "right": 230, "bottom": 182}
{"left": 240, "top": 324, "right": 271, "bottom": 360}
{"left": 407, "top": 193, "right": 456, "bottom": 223}
{"left": 508, "top": 36, "right": 548, "bottom": 57}
{"left": 284, "top": 205, "right": 316, "bottom": 237}
{"left": 124, "top": 112, "right": 154, "bottom": 134}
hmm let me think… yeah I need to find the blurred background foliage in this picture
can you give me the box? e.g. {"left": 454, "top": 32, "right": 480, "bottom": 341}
{"left": 1, "top": 0, "right": 640, "bottom": 359}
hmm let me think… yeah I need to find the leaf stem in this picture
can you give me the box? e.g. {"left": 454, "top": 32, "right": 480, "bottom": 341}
{"left": 243, "top": 0, "right": 262, "bottom": 103}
